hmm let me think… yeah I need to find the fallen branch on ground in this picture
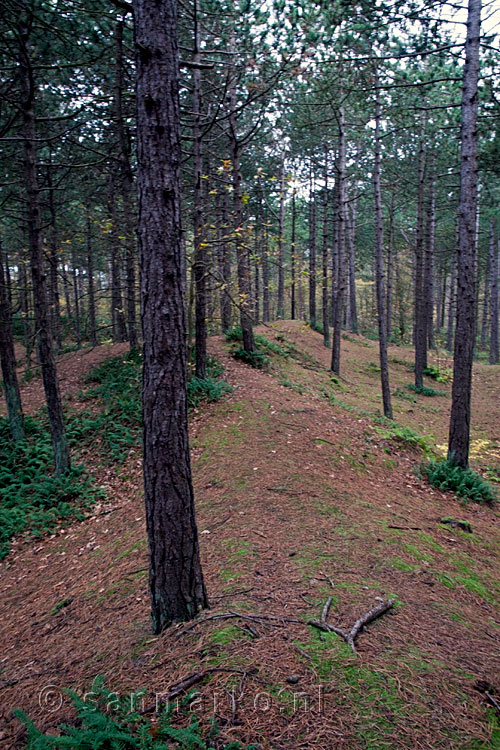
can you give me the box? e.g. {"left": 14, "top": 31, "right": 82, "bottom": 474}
{"left": 139, "top": 667, "right": 257, "bottom": 714}
{"left": 309, "top": 598, "right": 395, "bottom": 655}
{"left": 177, "top": 609, "right": 303, "bottom": 638}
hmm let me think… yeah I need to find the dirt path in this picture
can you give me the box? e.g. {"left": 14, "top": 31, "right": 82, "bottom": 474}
{"left": 1, "top": 326, "right": 499, "bottom": 749}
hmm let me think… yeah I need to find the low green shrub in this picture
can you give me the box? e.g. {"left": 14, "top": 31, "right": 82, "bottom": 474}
{"left": 421, "top": 460, "right": 497, "bottom": 505}
{"left": 15, "top": 675, "right": 257, "bottom": 749}
{"left": 375, "top": 424, "right": 433, "bottom": 454}
{"left": 224, "top": 325, "right": 243, "bottom": 342}
{"left": 307, "top": 320, "right": 324, "bottom": 335}
{"left": 0, "top": 417, "right": 103, "bottom": 559}
{"left": 423, "top": 364, "right": 453, "bottom": 383}
{"left": 187, "top": 377, "right": 232, "bottom": 407}
{"left": 254, "top": 334, "right": 288, "bottom": 357}
{"left": 407, "top": 384, "right": 445, "bottom": 397}
{"left": 393, "top": 387, "right": 416, "bottom": 403}
{"left": 232, "top": 346, "right": 269, "bottom": 369}
{"left": 1, "top": 351, "right": 231, "bottom": 557}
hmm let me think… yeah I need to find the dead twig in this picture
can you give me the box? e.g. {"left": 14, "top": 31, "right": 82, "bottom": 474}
{"left": 388, "top": 525, "right": 422, "bottom": 531}
{"left": 486, "top": 691, "right": 500, "bottom": 716}
{"left": 321, "top": 596, "right": 333, "bottom": 623}
{"left": 139, "top": 667, "right": 257, "bottom": 714}
{"left": 309, "top": 598, "right": 395, "bottom": 654}
{"left": 177, "top": 609, "right": 303, "bottom": 638}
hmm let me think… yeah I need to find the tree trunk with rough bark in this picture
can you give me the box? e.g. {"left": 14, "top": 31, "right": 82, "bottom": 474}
{"left": 134, "top": 0, "right": 208, "bottom": 633}
{"left": 480, "top": 219, "right": 493, "bottom": 351}
{"left": 47, "top": 154, "right": 62, "bottom": 354}
{"left": 308, "top": 174, "right": 316, "bottom": 328}
{"left": 347, "top": 193, "right": 358, "bottom": 334}
{"left": 386, "top": 190, "right": 394, "bottom": 340}
{"left": 414, "top": 116, "right": 427, "bottom": 388}
{"left": 373, "top": 86, "right": 393, "bottom": 419}
{"left": 291, "top": 190, "right": 296, "bottom": 320}
{"left": 217, "top": 188, "right": 232, "bottom": 332}
{"left": 192, "top": 0, "right": 206, "bottom": 377}
{"left": 331, "top": 105, "right": 346, "bottom": 374}
{"left": 0, "top": 247, "right": 25, "bottom": 441}
{"left": 20, "top": 21, "right": 70, "bottom": 475}
{"left": 86, "top": 211, "right": 98, "bottom": 347}
{"left": 114, "top": 21, "right": 138, "bottom": 351}
{"left": 228, "top": 60, "right": 254, "bottom": 354}
{"left": 489, "top": 235, "right": 499, "bottom": 364}
{"left": 277, "top": 160, "right": 285, "bottom": 319}
{"left": 322, "top": 145, "right": 330, "bottom": 347}
{"left": 425, "top": 173, "right": 436, "bottom": 349}
{"left": 108, "top": 178, "right": 128, "bottom": 342}
{"left": 448, "top": 0, "right": 482, "bottom": 469}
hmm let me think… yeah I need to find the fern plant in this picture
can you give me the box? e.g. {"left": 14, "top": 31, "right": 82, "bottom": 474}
{"left": 15, "top": 676, "right": 258, "bottom": 750}
{"left": 232, "top": 347, "right": 268, "bottom": 369}
{"left": 420, "top": 460, "right": 497, "bottom": 505}
{"left": 0, "top": 416, "right": 103, "bottom": 559}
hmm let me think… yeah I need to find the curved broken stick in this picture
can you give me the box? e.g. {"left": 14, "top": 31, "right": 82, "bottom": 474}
{"left": 309, "top": 598, "right": 395, "bottom": 654}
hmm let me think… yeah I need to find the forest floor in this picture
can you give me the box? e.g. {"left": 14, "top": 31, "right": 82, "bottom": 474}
{"left": 1, "top": 322, "right": 500, "bottom": 749}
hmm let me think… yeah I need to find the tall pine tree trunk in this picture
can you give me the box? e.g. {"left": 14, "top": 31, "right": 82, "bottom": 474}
{"left": 134, "top": 0, "right": 208, "bottom": 632}
{"left": 322, "top": 145, "right": 330, "bottom": 347}
{"left": 217, "top": 188, "right": 232, "bottom": 332}
{"left": 489, "top": 235, "right": 499, "bottom": 364}
{"left": 448, "top": 0, "right": 482, "bottom": 468}
{"left": 86, "top": 211, "right": 98, "bottom": 347}
{"left": 425, "top": 173, "right": 436, "bottom": 349}
{"left": 108, "top": 178, "right": 128, "bottom": 342}
{"left": 414, "top": 116, "right": 427, "bottom": 388}
{"left": 192, "top": 0, "right": 206, "bottom": 377}
{"left": 228, "top": 107, "right": 254, "bottom": 351}
{"left": 480, "top": 218, "right": 493, "bottom": 350}
{"left": 291, "top": 190, "right": 296, "bottom": 320}
{"left": 331, "top": 105, "right": 346, "bottom": 374}
{"left": 348, "top": 193, "right": 358, "bottom": 334}
{"left": 20, "top": 21, "right": 70, "bottom": 475}
{"left": 261, "top": 186, "right": 270, "bottom": 323}
{"left": 47, "top": 154, "right": 62, "bottom": 354}
{"left": 386, "top": 190, "right": 395, "bottom": 340}
{"left": 373, "top": 86, "right": 393, "bottom": 419}
{"left": 114, "top": 21, "right": 138, "bottom": 350}
{"left": 0, "top": 246, "right": 25, "bottom": 441}
{"left": 308, "top": 173, "right": 316, "bottom": 328}
{"left": 277, "top": 160, "right": 285, "bottom": 319}
{"left": 446, "top": 251, "right": 457, "bottom": 351}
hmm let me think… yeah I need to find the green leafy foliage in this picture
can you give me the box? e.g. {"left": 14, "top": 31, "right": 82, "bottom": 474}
{"left": 225, "top": 326, "right": 288, "bottom": 358}
{"left": 1, "top": 352, "right": 230, "bottom": 558}
{"left": 78, "top": 351, "right": 230, "bottom": 459}
{"left": 224, "top": 325, "right": 243, "bottom": 342}
{"left": 423, "top": 365, "right": 453, "bottom": 383}
{"left": 307, "top": 320, "right": 324, "bottom": 335}
{"left": 407, "top": 384, "right": 445, "bottom": 397}
{"left": 421, "top": 460, "right": 497, "bottom": 506}
{"left": 232, "top": 347, "right": 269, "bottom": 369}
{"left": 15, "top": 676, "right": 257, "bottom": 749}
{"left": 0, "top": 416, "right": 103, "bottom": 559}
{"left": 187, "top": 377, "right": 232, "bottom": 408}
{"left": 375, "top": 424, "right": 433, "bottom": 454}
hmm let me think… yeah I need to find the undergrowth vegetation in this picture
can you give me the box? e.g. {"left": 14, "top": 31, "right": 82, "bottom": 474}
{"left": 407, "top": 384, "right": 446, "bottom": 397}
{"left": 423, "top": 364, "right": 453, "bottom": 383}
{"left": 1, "top": 351, "right": 230, "bottom": 559}
{"left": 374, "top": 424, "right": 434, "bottom": 455}
{"left": 421, "top": 460, "right": 497, "bottom": 505}
{"left": 15, "top": 676, "right": 256, "bottom": 750}
{"left": 0, "top": 417, "right": 102, "bottom": 559}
